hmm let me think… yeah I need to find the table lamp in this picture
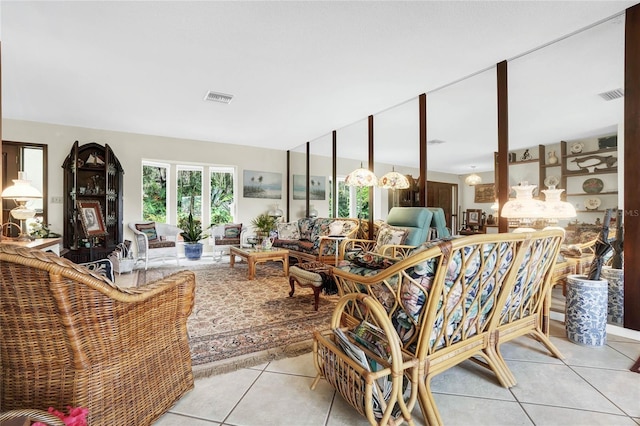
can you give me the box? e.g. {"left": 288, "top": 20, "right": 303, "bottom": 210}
{"left": 1, "top": 172, "right": 43, "bottom": 241}
{"left": 501, "top": 182, "right": 547, "bottom": 231}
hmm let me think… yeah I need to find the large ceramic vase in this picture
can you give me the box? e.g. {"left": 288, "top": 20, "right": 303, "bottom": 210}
{"left": 184, "top": 242, "right": 203, "bottom": 260}
{"left": 601, "top": 266, "right": 624, "bottom": 325}
{"left": 565, "top": 274, "right": 608, "bottom": 347}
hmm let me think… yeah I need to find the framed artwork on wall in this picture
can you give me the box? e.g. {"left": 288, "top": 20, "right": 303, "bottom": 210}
{"left": 474, "top": 183, "right": 496, "bottom": 203}
{"left": 293, "top": 175, "right": 326, "bottom": 200}
{"left": 243, "top": 170, "right": 282, "bottom": 199}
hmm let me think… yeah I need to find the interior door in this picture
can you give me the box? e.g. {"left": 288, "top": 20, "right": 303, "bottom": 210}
{"left": 427, "top": 181, "right": 456, "bottom": 231}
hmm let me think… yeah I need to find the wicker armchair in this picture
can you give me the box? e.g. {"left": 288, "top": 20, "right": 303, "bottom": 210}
{"left": 0, "top": 245, "right": 196, "bottom": 426}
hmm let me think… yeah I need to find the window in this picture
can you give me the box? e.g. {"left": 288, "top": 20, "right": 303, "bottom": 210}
{"left": 210, "top": 168, "right": 235, "bottom": 225}
{"left": 177, "top": 167, "right": 203, "bottom": 224}
{"left": 142, "top": 161, "right": 237, "bottom": 229}
{"left": 142, "top": 162, "right": 169, "bottom": 222}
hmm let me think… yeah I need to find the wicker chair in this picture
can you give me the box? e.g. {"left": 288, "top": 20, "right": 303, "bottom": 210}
{"left": 320, "top": 230, "right": 564, "bottom": 425}
{"left": 0, "top": 245, "right": 196, "bottom": 426}
{"left": 0, "top": 409, "right": 65, "bottom": 425}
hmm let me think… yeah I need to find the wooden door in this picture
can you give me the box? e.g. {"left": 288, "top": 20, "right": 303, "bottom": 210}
{"left": 426, "top": 181, "right": 457, "bottom": 231}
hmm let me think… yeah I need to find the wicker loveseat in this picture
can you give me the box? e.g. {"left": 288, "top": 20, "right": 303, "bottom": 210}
{"left": 272, "top": 217, "right": 360, "bottom": 263}
{"left": 0, "top": 245, "right": 195, "bottom": 426}
{"left": 313, "top": 229, "right": 564, "bottom": 425}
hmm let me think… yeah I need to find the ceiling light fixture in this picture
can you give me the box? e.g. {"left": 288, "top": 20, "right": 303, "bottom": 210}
{"left": 464, "top": 166, "right": 482, "bottom": 186}
{"left": 204, "top": 90, "right": 234, "bottom": 104}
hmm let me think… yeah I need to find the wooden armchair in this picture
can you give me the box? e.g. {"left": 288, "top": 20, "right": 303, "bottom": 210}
{"left": 0, "top": 245, "right": 195, "bottom": 426}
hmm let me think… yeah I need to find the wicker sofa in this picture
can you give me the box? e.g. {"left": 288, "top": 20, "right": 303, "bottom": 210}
{"left": 0, "top": 245, "right": 195, "bottom": 426}
{"left": 312, "top": 229, "right": 565, "bottom": 425}
{"left": 272, "top": 217, "right": 360, "bottom": 263}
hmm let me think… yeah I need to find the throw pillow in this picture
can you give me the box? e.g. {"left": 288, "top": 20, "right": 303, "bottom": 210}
{"left": 135, "top": 222, "right": 158, "bottom": 242}
{"left": 224, "top": 223, "right": 243, "bottom": 238}
{"left": 277, "top": 221, "right": 300, "bottom": 240}
{"left": 375, "top": 223, "right": 408, "bottom": 249}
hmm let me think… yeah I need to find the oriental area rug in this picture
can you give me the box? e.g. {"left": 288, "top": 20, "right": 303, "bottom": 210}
{"left": 123, "top": 260, "right": 339, "bottom": 378}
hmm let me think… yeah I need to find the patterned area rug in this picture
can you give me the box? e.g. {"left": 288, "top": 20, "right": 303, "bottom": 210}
{"left": 134, "top": 261, "right": 338, "bottom": 377}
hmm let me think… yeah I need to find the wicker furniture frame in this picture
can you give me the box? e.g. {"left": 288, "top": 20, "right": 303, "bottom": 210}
{"left": 128, "top": 221, "right": 183, "bottom": 270}
{"left": 320, "top": 230, "right": 564, "bottom": 425}
{"left": 312, "top": 293, "right": 420, "bottom": 425}
{"left": 229, "top": 246, "right": 289, "bottom": 280}
{"left": 0, "top": 245, "right": 195, "bottom": 426}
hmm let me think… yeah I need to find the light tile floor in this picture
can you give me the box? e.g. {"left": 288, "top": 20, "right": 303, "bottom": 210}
{"left": 153, "top": 318, "right": 640, "bottom": 426}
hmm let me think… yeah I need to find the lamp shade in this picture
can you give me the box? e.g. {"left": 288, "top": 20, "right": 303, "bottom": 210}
{"left": 1, "top": 172, "right": 42, "bottom": 200}
{"left": 542, "top": 188, "right": 576, "bottom": 219}
{"left": 379, "top": 170, "right": 410, "bottom": 190}
{"left": 501, "top": 184, "right": 547, "bottom": 220}
{"left": 345, "top": 166, "right": 378, "bottom": 187}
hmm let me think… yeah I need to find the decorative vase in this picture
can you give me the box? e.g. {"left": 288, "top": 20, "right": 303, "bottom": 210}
{"left": 547, "top": 150, "right": 559, "bottom": 165}
{"left": 565, "top": 274, "right": 608, "bottom": 346}
{"left": 184, "top": 242, "right": 203, "bottom": 260}
{"left": 601, "top": 266, "right": 624, "bottom": 325}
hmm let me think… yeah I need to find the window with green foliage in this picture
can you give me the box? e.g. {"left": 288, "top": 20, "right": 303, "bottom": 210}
{"left": 142, "top": 162, "right": 237, "bottom": 229}
{"left": 210, "top": 169, "right": 234, "bottom": 225}
{"left": 177, "top": 167, "right": 203, "bottom": 225}
{"left": 142, "top": 163, "right": 168, "bottom": 222}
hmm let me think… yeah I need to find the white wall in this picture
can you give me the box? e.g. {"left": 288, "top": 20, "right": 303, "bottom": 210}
{"left": 3, "top": 119, "right": 287, "bottom": 244}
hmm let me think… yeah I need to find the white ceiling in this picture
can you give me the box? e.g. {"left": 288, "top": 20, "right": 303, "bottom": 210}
{"left": 1, "top": 1, "right": 635, "bottom": 174}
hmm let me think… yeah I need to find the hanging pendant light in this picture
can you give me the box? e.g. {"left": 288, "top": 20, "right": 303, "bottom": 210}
{"left": 464, "top": 166, "right": 482, "bottom": 186}
{"left": 345, "top": 163, "right": 378, "bottom": 187}
{"left": 379, "top": 167, "right": 410, "bottom": 190}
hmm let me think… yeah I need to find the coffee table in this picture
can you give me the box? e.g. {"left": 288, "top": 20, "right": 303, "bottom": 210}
{"left": 229, "top": 246, "right": 289, "bottom": 280}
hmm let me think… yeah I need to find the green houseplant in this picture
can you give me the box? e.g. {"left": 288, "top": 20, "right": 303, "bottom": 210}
{"left": 251, "top": 213, "right": 277, "bottom": 242}
{"left": 180, "top": 212, "right": 208, "bottom": 260}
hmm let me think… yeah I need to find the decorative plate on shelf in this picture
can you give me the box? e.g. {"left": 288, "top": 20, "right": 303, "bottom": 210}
{"left": 544, "top": 175, "right": 559, "bottom": 188}
{"left": 584, "top": 197, "right": 601, "bottom": 210}
{"left": 582, "top": 178, "right": 604, "bottom": 194}
{"left": 570, "top": 142, "right": 584, "bottom": 154}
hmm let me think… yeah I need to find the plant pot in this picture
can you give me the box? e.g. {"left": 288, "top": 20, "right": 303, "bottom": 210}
{"left": 184, "top": 242, "right": 203, "bottom": 260}
{"left": 565, "top": 274, "right": 608, "bottom": 347}
{"left": 601, "top": 266, "right": 624, "bottom": 325}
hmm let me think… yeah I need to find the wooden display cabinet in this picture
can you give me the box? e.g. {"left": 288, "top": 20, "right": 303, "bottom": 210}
{"left": 62, "top": 141, "right": 124, "bottom": 262}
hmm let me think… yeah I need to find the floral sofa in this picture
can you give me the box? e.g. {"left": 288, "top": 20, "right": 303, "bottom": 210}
{"left": 272, "top": 217, "right": 360, "bottom": 263}
{"left": 315, "top": 229, "right": 565, "bottom": 425}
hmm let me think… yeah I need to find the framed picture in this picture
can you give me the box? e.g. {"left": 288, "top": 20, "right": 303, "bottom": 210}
{"left": 293, "top": 174, "right": 326, "bottom": 200}
{"left": 243, "top": 170, "right": 282, "bottom": 199}
{"left": 466, "top": 209, "right": 482, "bottom": 226}
{"left": 474, "top": 183, "right": 496, "bottom": 203}
{"left": 77, "top": 200, "right": 107, "bottom": 237}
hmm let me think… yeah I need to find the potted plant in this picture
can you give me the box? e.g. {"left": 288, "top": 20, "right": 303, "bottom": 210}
{"left": 180, "top": 212, "right": 208, "bottom": 260}
{"left": 251, "top": 213, "right": 277, "bottom": 243}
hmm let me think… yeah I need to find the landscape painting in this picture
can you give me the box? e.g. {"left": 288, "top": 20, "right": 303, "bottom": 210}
{"left": 243, "top": 170, "right": 282, "bottom": 199}
{"left": 293, "top": 175, "right": 326, "bottom": 200}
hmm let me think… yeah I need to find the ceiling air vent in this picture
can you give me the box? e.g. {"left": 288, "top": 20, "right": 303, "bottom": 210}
{"left": 598, "top": 88, "right": 624, "bottom": 101}
{"left": 204, "top": 91, "right": 233, "bottom": 104}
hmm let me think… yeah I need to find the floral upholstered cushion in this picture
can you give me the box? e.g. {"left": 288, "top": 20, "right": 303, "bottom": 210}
{"left": 352, "top": 252, "right": 399, "bottom": 270}
{"left": 135, "top": 222, "right": 159, "bottom": 242}
{"left": 375, "top": 223, "right": 408, "bottom": 248}
{"left": 277, "top": 221, "right": 300, "bottom": 240}
{"left": 298, "top": 218, "right": 315, "bottom": 241}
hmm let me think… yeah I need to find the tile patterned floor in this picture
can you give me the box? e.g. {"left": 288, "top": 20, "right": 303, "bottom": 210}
{"left": 154, "top": 318, "right": 640, "bottom": 426}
